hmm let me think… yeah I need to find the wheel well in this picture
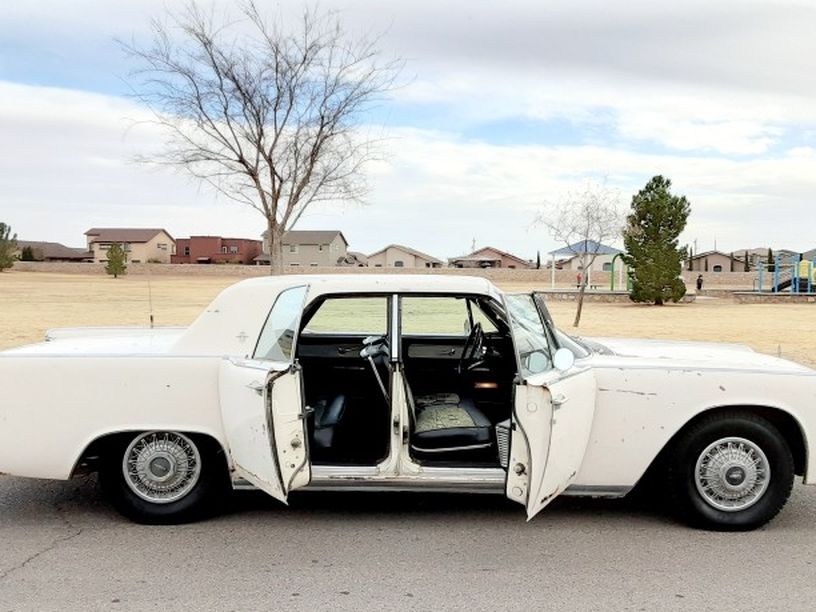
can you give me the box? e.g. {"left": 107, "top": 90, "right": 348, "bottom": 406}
{"left": 640, "top": 405, "right": 807, "bottom": 486}
{"left": 71, "top": 430, "right": 229, "bottom": 477}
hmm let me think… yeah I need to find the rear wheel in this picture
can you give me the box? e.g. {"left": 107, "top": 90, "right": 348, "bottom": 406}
{"left": 99, "top": 431, "right": 229, "bottom": 524}
{"left": 667, "top": 412, "right": 794, "bottom": 531}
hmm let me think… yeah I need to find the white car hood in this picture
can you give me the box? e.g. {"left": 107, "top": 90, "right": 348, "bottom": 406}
{"left": 1, "top": 327, "right": 187, "bottom": 356}
{"left": 587, "top": 336, "right": 814, "bottom": 374}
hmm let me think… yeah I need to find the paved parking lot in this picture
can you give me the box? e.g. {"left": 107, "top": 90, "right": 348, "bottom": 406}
{"left": 1, "top": 475, "right": 815, "bottom": 611}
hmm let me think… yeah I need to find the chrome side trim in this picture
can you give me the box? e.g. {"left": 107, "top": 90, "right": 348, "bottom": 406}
{"left": 410, "top": 443, "right": 493, "bottom": 453}
{"left": 231, "top": 469, "right": 632, "bottom": 498}
{"left": 560, "top": 484, "right": 631, "bottom": 498}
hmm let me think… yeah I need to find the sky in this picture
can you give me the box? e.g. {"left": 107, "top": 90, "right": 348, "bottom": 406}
{"left": 1, "top": 0, "right": 815, "bottom": 260}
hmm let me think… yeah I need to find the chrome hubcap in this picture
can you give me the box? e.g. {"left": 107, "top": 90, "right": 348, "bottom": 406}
{"left": 694, "top": 437, "right": 770, "bottom": 512}
{"left": 123, "top": 432, "right": 201, "bottom": 504}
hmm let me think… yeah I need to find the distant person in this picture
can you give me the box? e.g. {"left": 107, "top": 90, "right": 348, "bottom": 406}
{"left": 576, "top": 272, "right": 582, "bottom": 288}
{"left": 696, "top": 274, "right": 703, "bottom": 291}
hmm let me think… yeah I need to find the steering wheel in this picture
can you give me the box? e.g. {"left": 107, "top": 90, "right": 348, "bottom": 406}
{"left": 457, "top": 322, "right": 484, "bottom": 375}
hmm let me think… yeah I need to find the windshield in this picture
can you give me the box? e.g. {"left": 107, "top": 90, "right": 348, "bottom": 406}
{"left": 504, "top": 294, "right": 554, "bottom": 379}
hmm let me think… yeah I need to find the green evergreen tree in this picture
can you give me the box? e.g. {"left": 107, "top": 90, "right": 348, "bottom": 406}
{"left": 536, "top": 250, "right": 541, "bottom": 270}
{"left": 0, "top": 222, "right": 17, "bottom": 272}
{"left": 21, "top": 245, "right": 35, "bottom": 261}
{"left": 767, "top": 247, "right": 774, "bottom": 272}
{"left": 621, "top": 176, "right": 690, "bottom": 305}
{"left": 743, "top": 252, "right": 750, "bottom": 272}
{"left": 105, "top": 243, "right": 128, "bottom": 278}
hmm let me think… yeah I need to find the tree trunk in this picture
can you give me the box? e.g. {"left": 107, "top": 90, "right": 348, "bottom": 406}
{"left": 573, "top": 281, "right": 586, "bottom": 327}
{"left": 266, "top": 218, "right": 285, "bottom": 275}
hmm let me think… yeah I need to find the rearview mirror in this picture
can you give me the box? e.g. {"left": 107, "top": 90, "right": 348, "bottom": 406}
{"left": 552, "top": 347, "right": 575, "bottom": 371}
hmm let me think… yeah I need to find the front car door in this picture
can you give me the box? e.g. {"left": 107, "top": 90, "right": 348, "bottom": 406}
{"left": 503, "top": 293, "right": 597, "bottom": 519}
{"left": 219, "top": 285, "right": 311, "bottom": 503}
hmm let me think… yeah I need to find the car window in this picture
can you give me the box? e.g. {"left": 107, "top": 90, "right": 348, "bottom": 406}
{"left": 401, "top": 297, "right": 498, "bottom": 335}
{"left": 504, "top": 293, "right": 553, "bottom": 378}
{"left": 254, "top": 285, "right": 308, "bottom": 362}
{"left": 302, "top": 297, "right": 388, "bottom": 335}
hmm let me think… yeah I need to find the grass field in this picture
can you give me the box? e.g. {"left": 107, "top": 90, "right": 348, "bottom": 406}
{"left": 1, "top": 271, "right": 815, "bottom": 367}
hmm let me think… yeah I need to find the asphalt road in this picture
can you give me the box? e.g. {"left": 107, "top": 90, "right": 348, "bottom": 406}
{"left": 1, "top": 475, "right": 815, "bottom": 612}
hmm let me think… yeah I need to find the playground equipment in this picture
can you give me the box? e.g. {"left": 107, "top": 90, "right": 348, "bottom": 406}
{"left": 757, "top": 254, "right": 816, "bottom": 293}
{"left": 609, "top": 253, "right": 630, "bottom": 291}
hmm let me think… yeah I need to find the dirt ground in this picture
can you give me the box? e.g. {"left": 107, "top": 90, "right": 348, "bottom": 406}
{"left": 1, "top": 271, "right": 814, "bottom": 367}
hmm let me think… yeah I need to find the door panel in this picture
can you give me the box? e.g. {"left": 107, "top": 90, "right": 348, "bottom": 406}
{"left": 506, "top": 369, "right": 597, "bottom": 518}
{"left": 219, "top": 359, "right": 310, "bottom": 502}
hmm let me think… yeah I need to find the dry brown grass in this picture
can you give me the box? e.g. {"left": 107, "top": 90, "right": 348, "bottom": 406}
{"left": 1, "top": 271, "right": 814, "bottom": 367}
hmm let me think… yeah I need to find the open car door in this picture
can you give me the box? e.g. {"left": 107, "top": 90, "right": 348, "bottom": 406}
{"left": 219, "top": 285, "right": 311, "bottom": 503}
{"left": 503, "top": 293, "right": 597, "bottom": 519}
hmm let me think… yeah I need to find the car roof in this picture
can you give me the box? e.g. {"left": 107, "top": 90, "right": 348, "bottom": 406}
{"left": 234, "top": 273, "right": 500, "bottom": 297}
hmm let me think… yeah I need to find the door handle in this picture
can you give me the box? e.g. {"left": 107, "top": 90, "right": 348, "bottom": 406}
{"left": 551, "top": 393, "right": 568, "bottom": 408}
{"left": 246, "top": 380, "right": 265, "bottom": 396}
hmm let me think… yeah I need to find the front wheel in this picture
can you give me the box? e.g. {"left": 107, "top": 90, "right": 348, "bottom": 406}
{"left": 667, "top": 412, "right": 794, "bottom": 531}
{"left": 99, "top": 431, "right": 229, "bottom": 524}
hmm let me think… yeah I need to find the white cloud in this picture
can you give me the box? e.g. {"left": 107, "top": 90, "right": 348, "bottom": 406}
{"left": 2, "top": 1, "right": 816, "bottom": 258}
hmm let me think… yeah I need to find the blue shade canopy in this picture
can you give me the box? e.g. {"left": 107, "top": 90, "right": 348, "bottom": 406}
{"left": 548, "top": 240, "right": 622, "bottom": 256}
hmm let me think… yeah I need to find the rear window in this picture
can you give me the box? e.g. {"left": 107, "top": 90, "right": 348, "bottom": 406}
{"left": 302, "top": 297, "right": 388, "bottom": 335}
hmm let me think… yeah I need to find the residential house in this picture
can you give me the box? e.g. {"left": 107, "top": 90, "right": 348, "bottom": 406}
{"left": 15, "top": 240, "right": 92, "bottom": 262}
{"left": 171, "top": 236, "right": 262, "bottom": 265}
{"left": 85, "top": 228, "right": 175, "bottom": 264}
{"left": 688, "top": 250, "right": 747, "bottom": 272}
{"left": 257, "top": 230, "right": 348, "bottom": 267}
{"left": 449, "top": 246, "right": 532, "bottom": 269}
{"left": 731, "top": 247, "right": 799, "bottom": 270}
{"left": 548, "top": 240, "right": 623, "bottom": 272}
{"left": 367, "top": 244, "right": 443, "bottom": 268}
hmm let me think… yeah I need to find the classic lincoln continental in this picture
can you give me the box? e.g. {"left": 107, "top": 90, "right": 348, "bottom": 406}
{"left": 1, "top": 275, "right": 814, "bottom": 530}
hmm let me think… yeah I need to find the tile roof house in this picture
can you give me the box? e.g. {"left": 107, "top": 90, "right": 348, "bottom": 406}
{"left": 257, "top": 230, "right": 348, "bottom": 267}
{"left": 172, "top": 236, "right": 262, "bottom": 265}
{"left": 15, "top": 240, "right": 92, "bottom": 262}
{"left": 367, "top": 244, "right": 443, "bottom": 268}
{"left": 449, "top": 246, "right": 532, "bottom": 269}
{"left": 688, "top": 250, "right": 747, "bottom": 272}
{"left": 85, "top": 228, "right": 175, "bottom": 264}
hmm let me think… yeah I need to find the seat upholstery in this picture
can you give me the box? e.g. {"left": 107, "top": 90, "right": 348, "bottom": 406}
{"left": 312, "top": 395, "right": 346, "bottom": 449}
{"left": 411, "top": 391, "right": 493, "bottom": 453}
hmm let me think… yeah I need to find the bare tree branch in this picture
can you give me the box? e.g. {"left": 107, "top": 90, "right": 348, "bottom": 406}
{"left": 535, "top": 181, "right": 623, "bottom": 327}
{"left": 121, "top": 0, "right": 403, "bottom": 273}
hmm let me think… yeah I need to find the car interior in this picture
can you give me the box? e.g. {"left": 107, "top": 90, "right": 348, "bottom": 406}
{"left": 295, "top": 294, "right": 517, "bottom": 468}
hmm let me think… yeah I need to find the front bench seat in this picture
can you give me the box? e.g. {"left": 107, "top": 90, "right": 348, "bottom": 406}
{"left": 410, "top": 391, "right": 493, "bottom": 455}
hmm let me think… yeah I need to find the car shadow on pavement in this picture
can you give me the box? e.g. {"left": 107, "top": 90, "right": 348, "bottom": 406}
{"left": 226, "top": 488, "right": 676, "bottom": 528}
{"left": 0, "top": 473, "right": 677, "bottom": 529}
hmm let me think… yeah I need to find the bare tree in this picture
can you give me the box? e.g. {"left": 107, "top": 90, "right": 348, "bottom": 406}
{"left": 123, "top": 2, "right": 401, "bottom": 273}
{"left": 536, "top": 182, "right": 622, "bottom": 327}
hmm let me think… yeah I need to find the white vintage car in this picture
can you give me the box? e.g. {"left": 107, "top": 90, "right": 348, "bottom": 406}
{"left": 1, "top": 275, "right": 814, "bottom": 530}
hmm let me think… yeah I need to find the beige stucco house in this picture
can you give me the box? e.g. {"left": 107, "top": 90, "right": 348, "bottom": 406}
{"left": 367, "top": 244, "right": 443, "bottom": 268}
{"left": 688, "top": 250, "right": 747, "bottom": 272}
{"left": 449, "top": 246, "right": 532, "bottom": 269}
{"left": 85, "top": 228, "right": 175, "bottom": 264}
{"left": 257, "top": 230, "right": 348, "bottom": 267}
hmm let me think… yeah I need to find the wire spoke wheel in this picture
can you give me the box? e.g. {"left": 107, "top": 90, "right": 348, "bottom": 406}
{"left": 122, "top": 432, "right": 202, "bottom": 504}
{"left": 694, "top": 436, "right": 770, "bottom": 512}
